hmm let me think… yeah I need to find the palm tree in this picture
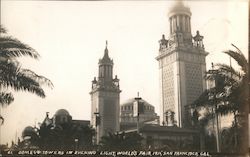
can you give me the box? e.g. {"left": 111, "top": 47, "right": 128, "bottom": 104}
{"left": 0, "top": 25, "right": 53, "bottom": 123}
{"left": 222, "top": 44, "right": 248, "bottom": 153}
{"left": 192, "top": 44, "right": 248, "bottom": 153}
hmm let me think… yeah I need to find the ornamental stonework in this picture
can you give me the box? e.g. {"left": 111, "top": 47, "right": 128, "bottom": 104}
{"left": 162, "top": 64, "right": 175, "bottom": 112}
{"left": 185, "top": 63, "right": 203, "bottom": 105}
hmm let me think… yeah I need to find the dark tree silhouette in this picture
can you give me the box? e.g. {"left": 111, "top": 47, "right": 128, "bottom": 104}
{"left": 38, "top": 122, "right": 94, "bottom": 150}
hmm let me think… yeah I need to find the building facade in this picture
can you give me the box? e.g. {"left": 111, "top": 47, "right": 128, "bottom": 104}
{"left": 90, "top": 41, "right": 121, "bottom": 143}
{"left": 156, "top": 1, "right": 208, "bottom": 127}
{"left": 139, "top": 125, "right": 200, "bottom": 151}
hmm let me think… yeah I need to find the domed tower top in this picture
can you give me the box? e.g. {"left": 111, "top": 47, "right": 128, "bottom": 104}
{"left": 168, "top": 1, "right": 191, "bottom": 17}
{"left": 168, "top": 0, "right": 192, "bottom": 36}
{"left": 91, "top": 41, "right": 120, "bottom": 93}
{"left": 98, "top": 41, "right": 114, "bottom": 82}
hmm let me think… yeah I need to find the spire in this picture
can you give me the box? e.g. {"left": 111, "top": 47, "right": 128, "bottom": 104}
{"left": 105, "top": 40, "right": 108, "bottom": 54}
{"left": 99, "top": 40, "right": 113, "bottom": 64}
{"left": 103, "top": 40, "right": 110, "bottom": 60}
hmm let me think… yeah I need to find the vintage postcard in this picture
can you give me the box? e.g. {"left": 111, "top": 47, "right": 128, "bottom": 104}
{"left": 0, "top": 0, "right": 249, "bottom": 156}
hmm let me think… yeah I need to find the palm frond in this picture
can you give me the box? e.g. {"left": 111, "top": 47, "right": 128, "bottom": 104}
{"left": 0, "top": 115, "right": 4, "bottom": 125}
{"left": 22, "top": 69, "right": 53, "bottom": 88}
{"left": 206, "top": 69, "right": 240, "bottom": 89}
{"left": 0, "top": 92, "right": 14, "bottom": 107}
{"left": 0, "top": 36, "right": 40, "bottom": 59}
{"left": 0, "top": 75, "right": 46, "bottom": 98}
{"left": 0, "top": 60, "right": 52, "bottom": 98}
{"left": 215, "top": 63, "right": 241, "bottom": 78}
{"left": 199, "top": 111, "right": 214, "bottom": 127}
{"left": 231, "top": 44, "right": 244, "bottom": 57}
{"left": 223, "top": 45, "right": 248, "bottom": 74}
{"left": 217, "top": 104, "right": 234, "bottom": 116}
{"left": 192, "top": 89, "right": 215, "bottom": 108}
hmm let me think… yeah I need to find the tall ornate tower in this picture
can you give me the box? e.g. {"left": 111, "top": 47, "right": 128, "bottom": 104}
{"left": 156, "top": 1, "right": 208, "bottom": 127}
{"left": 90, "top": 41, "right": 121, "bottom": 143}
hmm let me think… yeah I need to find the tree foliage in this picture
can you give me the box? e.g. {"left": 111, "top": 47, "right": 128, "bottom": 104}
{"left": 38, "top": 122, "right": 94, "bottom": 150}
{"left": 16, "top": 123, "right": 94, "bottom": 150}
{"left": 191, "top": 44, "right": 248, "bottom": 153}
{"left": 0, "top": 25, "right": 53, "bottom": 124}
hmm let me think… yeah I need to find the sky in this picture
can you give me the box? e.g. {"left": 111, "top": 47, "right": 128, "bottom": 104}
{"left": 0, "top": 0, "right": 248, "bottom": 144}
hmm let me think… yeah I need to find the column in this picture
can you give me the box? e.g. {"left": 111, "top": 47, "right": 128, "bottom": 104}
{"left": 182, "top": 15, "right": 185, "bottom": 32}
{"left": 172, "top": 17, "right": 174, "bottom": 33}
{"left": 179, "top": 15, "right": 183, "bottom": 32}
{"left": 170, "top": 18, "right": 172, "bottom": 34}
{"left": 188, "top": 17, "right": 191, "bottom": 32}
{"left": 104, "top": 66, "right": 107, "bottom": 78}
{"left": 176, "top": 15, "right": 180, "bottom": 30}
{"left": 110, "top": 66, "right": 113, "bottom": 78}
{"left": 185, "top": 16, "right": 188, "bottom": 32}
{"left": 173, "top": 16, "right": 176, "bottom": 33}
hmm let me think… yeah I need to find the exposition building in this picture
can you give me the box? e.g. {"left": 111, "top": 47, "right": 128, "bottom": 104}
{"left": 90, "top": 1, "right": 207, "bottom": 150}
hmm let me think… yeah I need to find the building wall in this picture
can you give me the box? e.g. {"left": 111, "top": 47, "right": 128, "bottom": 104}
{"left": 138, "top": 125, "right": 200, "bottom": 151}
{"left": 159, "top": 52, "right": 177, "bottom": 125}
{"left": 91, "top": 90, "right": 120, "bottom": 143}
{"left": 158, "top": 47, "right": 207, "bottom": 127}
{"left": 91, "top": 92, "right": 98, "bottom": 127}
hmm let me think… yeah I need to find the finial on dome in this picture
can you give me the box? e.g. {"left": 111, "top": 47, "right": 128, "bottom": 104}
{"left": 104, "top": 40, "right": 109, "bottom": 54}
{"left": 172, "top": 0, "right": 186, "bottom": 9}
{"left": 175, "top": 0, "right": 185, "bottom": 7}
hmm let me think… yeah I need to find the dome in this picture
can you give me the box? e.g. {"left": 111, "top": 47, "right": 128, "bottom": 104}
{"left": 168, "top": 1, "right": 191, "bottom": 17}
{"left": 55, "top": 109, "right": 70, "bottom": 116}
{"left": 22, "top": 126, "right": 36, "bottom": 138}
{"left": 121, "top": 98, "right": 155, "bottom": 112}
{"left": 120, "top": 98, "right": 159, "bottom": 126}
{"left": 122, "top": 98, "right": 153, "bottom": 107}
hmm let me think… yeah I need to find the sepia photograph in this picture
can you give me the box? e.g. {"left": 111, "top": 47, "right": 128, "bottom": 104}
{"left": 0, "top": 0, "right": 249, "bottom": 156}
